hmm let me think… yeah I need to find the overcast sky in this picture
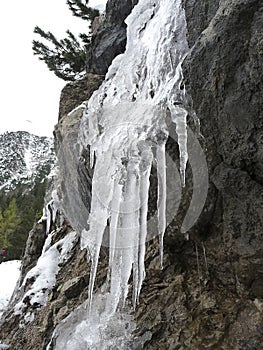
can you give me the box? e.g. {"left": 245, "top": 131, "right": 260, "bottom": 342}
{"left": 0, "top": 0, "right": 106, "bottom": 137}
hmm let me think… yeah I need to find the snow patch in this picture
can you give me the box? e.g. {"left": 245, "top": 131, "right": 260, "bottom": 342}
{"left": 14, "top": 231, "right": 77, "bottom": 320}
{"left": 0, "top": 260, "right": 21, "bottom": 318}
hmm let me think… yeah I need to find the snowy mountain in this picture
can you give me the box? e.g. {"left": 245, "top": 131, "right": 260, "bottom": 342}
{"left": 0, "top": 131, "right": 56, "bottom": 192}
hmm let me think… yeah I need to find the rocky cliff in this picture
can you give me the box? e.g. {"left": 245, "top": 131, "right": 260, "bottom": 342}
{"left": 0, "top": 0, "right": 262, "bottom": 349}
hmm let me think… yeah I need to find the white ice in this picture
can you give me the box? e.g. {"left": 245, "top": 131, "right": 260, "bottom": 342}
{"left": 54, "top": 0, "right": 190, "bottom": 347}
{"left": 78, "top": 0, "right": 189, "bottom": 311}
{"left": 48, "top": 289, "right": 152, "bottom": 350}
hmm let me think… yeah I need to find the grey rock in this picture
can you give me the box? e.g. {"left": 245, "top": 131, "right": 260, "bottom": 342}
{"left": 58, "top": 74, "right": 103, "bottom": 120}
{"left": 60, "top": 276, "right": 87, "bottom": 299}
{"left": 20, "top": 221, "right": 47, "bottom": 280}
{"left": 87, "top": 0, "right": 138, "bottom": 75}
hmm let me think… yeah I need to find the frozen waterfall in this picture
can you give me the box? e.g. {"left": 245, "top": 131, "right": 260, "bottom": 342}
{"left": 79, "top": 0, "right": 189, "bottom": 311}
{"left": 54, "top": 0, "right": 190, "bottom": 347}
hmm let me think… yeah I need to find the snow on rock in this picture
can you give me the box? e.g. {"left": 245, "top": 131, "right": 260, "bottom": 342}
{"left": 0, "top": 260, "right": 21, "bottom": 318}
{"left": 14, "top": 231, "right": 77, "bottom": 322}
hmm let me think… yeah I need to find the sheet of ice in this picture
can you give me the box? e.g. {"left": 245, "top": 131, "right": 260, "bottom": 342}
{"left": 48, "top": 289, "right": 152, "bottom": 350}
{"left": 0, "top": 260, "right": 21, "bottom": 318}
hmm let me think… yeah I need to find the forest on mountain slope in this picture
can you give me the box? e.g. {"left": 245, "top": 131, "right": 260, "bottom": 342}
{"left": 0, "top": 170, "right": 50, "bottom": 260}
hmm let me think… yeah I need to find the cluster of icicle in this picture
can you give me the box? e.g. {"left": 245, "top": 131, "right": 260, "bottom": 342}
{"left": 77, "top": 0, "right": 189, "bottom": 313}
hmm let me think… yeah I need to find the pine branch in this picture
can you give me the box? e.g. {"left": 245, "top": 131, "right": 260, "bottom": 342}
{"left": 32, "top": 26, "right": 88, "bottom": 81}
{"left": 66, "top": 0, "right": 99, "bottom": 21}
{"left": 32, "top": 0, "right": 99, "bottom": 81}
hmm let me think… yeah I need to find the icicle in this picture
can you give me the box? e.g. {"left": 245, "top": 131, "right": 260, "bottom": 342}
{"left": 106, "top": 250, "right": 122, "bottom": 315}
{"left": 119, "top": 157, "right": 140, "bottom": 308}
{"left": 90, "top": 149, "right": 94, "bottom": 169}
{"left": 81, "top": 155, "right": 114, "bottom": 310}
{"left": 132, "top": 240, "right": 139, "bottom": 309}
{"left": 109, "top": 179, "right": 123, "bottom": 267}
{"left": 106, "top": 177, "right": 124, "bottom": 315}
{"left": 170, "top": 105, "right": 188, "bottom": 186}
{"left": 136, "top": 148, "right": 153, "bottom": 303}
{"left": 156, "top": 143, "right": 167, "bottom": 269}
{"left": 202, "top": 242, "right": 209, "bottom": 278}
{"left": 86, "top": 214, "right": 108, "bottom": 311}
{"left": 51, "top": 190, "right": 60, "bottom": 225}
{"left": 45, "top": 205, "right": 51, "bottom": 234}
{"left": 106, "top": 155, "right": 140, "bottom": 313}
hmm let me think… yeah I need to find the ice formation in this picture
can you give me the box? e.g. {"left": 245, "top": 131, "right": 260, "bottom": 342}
{"left": 78, "top": 0, "right": 189, "bottom": 310}
{"left": 52, "top": 0, "right": 192, "bottom": 347}
{"left": 0, "top": 344, "right": 9, "bottom": 350}
{"left": 48, "top": 291, "right": 152, "bottom": 350}
{"left": 40, "top": 190, "right": 61, "bottom": 234}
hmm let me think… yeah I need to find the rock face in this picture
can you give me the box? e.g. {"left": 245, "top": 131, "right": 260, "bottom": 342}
{"left": 58, "top": 74, "right": 104, "bottom": 120}
{"left": 0, "top": 0, "right": 262, "bottom": 349}
{"left": 86, "top": 0, "right": 139, "bottom": 75}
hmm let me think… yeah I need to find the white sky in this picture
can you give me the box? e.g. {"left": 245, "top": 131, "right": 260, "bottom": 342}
{"left": 0, "top": 0, "right": 106, "bottom": 137}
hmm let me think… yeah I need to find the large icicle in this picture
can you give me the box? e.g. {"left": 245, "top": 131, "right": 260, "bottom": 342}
{"left": 109, "top": 179, "right": 122, "bottom": 268}
{"left": 170, "top": 104, "right": 188, "bottom": 186}
{"left": 75, "top": 0, "right": 190, "bottom": 311}
{"left": 106, "top": 154, "right": 141, "bottom": 314}
{"left": 81, "top": 154, "right": 115, "bottom": 309}
{"left": 156, "top": 142, "right": 167, "bottom": 269}
{"left": 136, "top": 147, "right": 153, "bottom": 303}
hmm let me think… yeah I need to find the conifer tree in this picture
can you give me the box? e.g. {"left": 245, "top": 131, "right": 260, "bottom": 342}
{"left": 32, "top": 0, "right": 100, "bottom": 81}
{"left": 0, "top": 198, "right": 21, "bottom": 249}
{"left": 0, "top": 210, "right": 4, "bottom": 246}
{"left": 32, "top": 27, "right": 88, "bottom": 81}
{"left": 67, "top": 0, "right": 99, "bottom": 22}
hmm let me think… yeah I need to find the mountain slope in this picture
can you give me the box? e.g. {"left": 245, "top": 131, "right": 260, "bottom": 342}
{"left": 0, "top": 131, "right": 56, "bottom": 192}
{"left": 0, "top": 131, "right": 56, "bottom": 259}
